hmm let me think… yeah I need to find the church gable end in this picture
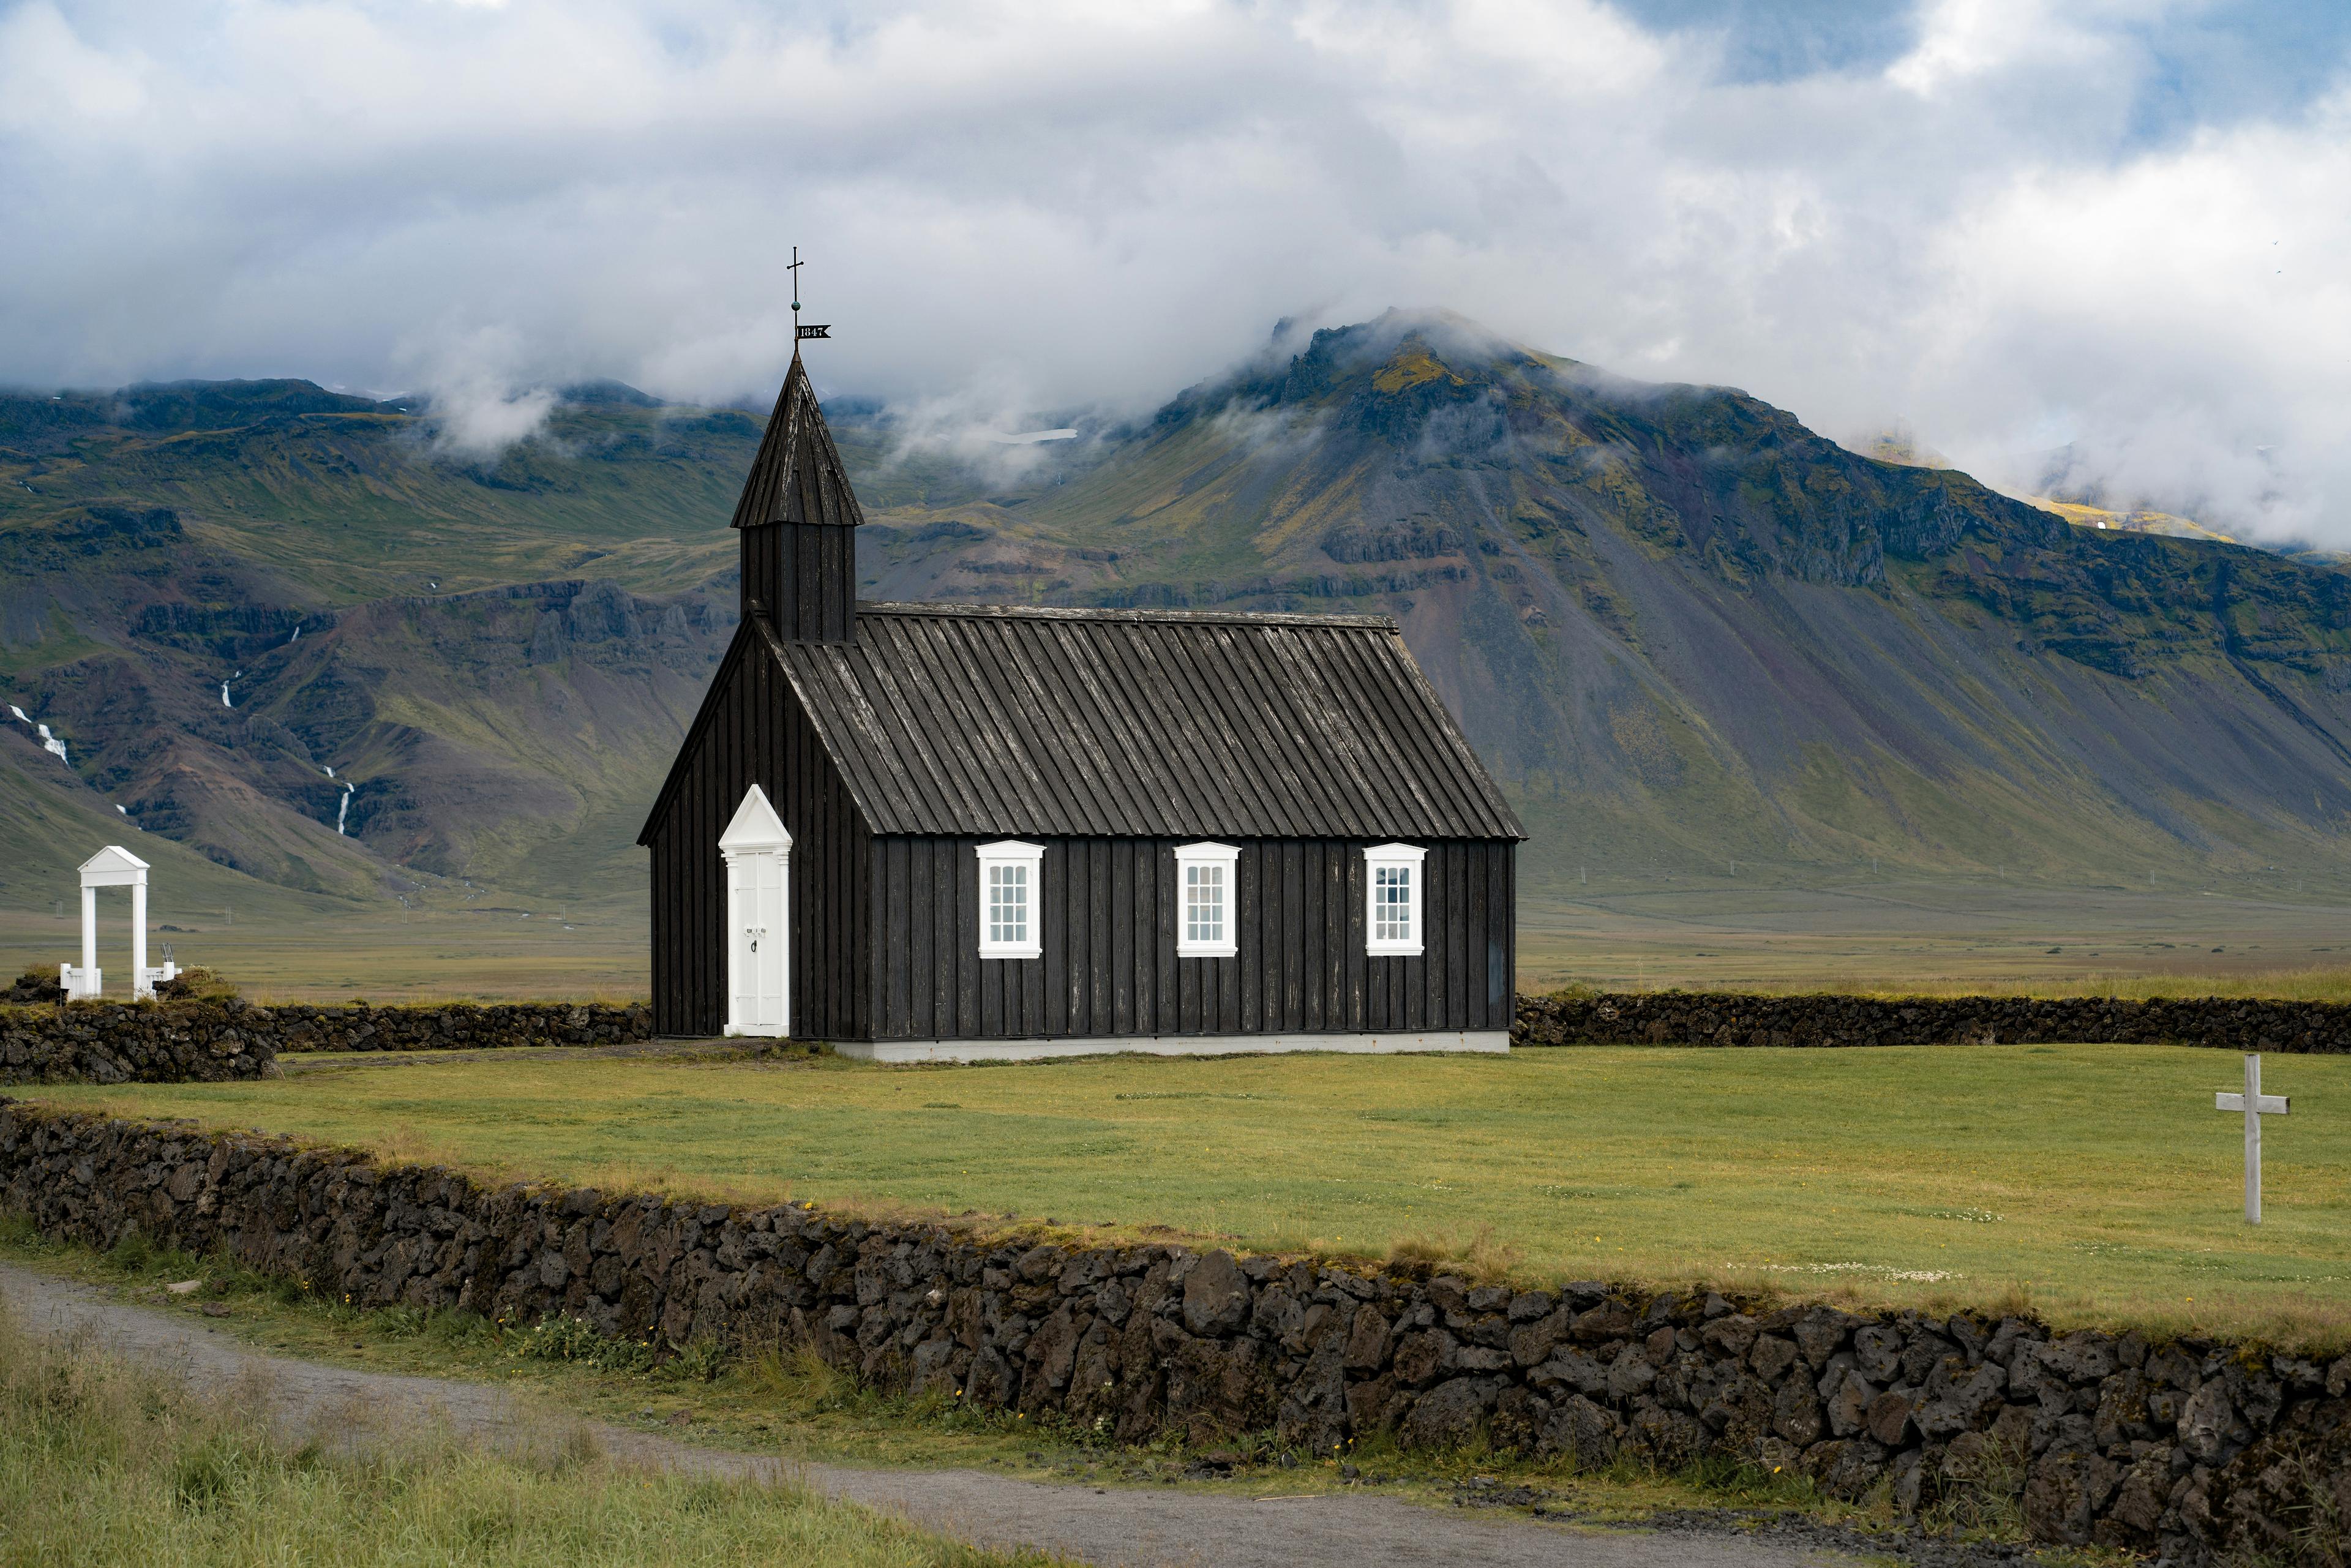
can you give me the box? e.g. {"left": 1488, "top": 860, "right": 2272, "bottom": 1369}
{"left": 639, "top": 623, "right": 872, "bottom": 1039}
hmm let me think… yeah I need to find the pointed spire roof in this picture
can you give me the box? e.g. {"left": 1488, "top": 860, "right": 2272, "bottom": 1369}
{"left": 729, "top": 351, "right": 868, "bottom": 531}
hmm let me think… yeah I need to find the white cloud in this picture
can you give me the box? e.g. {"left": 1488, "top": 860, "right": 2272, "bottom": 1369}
{"left": 873, "top": 360, "right": 1086, "bottom": 485}
{"left": 1, "top": 1, "right": 2347, "bottom": 539}
{"left": 397, "top": 324, "right": 561, "bottom": 456}
{"left": 1891, "top": 0, "right": 2055, "bottom": 95}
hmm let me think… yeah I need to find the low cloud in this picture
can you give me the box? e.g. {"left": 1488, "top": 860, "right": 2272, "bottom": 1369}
{"left": 873, "top": 364, "right": 1106, "bottom": 487}
{"left": 1, "top": 2, "right": 2347, "bottom": 536}
{"left": 397, "top": 326, "right": 560, "bottom": 457}
{"left": 425, "top": 381, "right": 560, "bottom": 459}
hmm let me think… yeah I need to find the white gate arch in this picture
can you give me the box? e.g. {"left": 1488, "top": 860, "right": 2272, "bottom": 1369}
{"left": 719, "top": 785, "right": 792, "bottom": 1038}
{"left": 62, "top": 845, "right": 176, "bottom": 1000}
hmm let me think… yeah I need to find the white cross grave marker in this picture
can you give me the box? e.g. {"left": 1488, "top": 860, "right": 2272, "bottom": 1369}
{"left": 2214, "top": 1052, "right": 2289, "bottom": 1225}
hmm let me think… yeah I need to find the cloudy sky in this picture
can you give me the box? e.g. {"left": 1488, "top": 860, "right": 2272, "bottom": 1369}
{"left": 4, "top": 0, "right": 2348, "bottom": 538}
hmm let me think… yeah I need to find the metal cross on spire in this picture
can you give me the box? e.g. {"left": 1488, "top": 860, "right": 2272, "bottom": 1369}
{"left": 790, "top": 246, "right": 830, "bottom": 343}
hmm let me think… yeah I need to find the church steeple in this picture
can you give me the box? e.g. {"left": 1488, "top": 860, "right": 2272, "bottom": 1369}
{"left": 732, "top": 347, "right": 863, "bottom": 642}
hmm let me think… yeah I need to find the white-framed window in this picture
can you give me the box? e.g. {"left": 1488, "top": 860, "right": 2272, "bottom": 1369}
{"left": 975, "top": 840, "right": 1044, "bottom": 958}
{"left": 1174, "top": 842, "right": 1240, "bottom": 958}
{"left": 1364, "top": 842, "right": 1427, "bottom": 956}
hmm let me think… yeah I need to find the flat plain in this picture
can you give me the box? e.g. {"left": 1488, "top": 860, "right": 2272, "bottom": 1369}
{"left": 17, "top": 876, "right": 2351, "bottom": 1003}
{"left": 1514, "top": 879, "right": 2351, "bottom": 995}
{"left": 29, "top": 1043, "right": 2350, "bottom": 1348}
{"left": 0, "top": 905, "right": 646, "bottom": 1003}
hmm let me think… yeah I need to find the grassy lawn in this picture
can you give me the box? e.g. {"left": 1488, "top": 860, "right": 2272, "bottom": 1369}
{"left": 0, "top": 1278, "right": 1060, "bottom": 1568}
{"left": 23, "top": 1044, "right": 2351, "bottom": 1348}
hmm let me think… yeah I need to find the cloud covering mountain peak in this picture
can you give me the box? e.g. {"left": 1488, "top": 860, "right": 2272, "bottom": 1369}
{"left": 3, "top": 1, "right": 2348, "bottom": 540}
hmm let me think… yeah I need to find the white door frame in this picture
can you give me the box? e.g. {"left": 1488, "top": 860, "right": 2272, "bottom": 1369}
{"left": 718, "top": 784, "right": 792, "bottom": 1038}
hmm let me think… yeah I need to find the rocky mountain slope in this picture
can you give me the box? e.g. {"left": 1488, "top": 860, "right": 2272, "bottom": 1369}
{"left": 866, "top": 313, "right": 2351, "bottom": 894}
{"left": 0, "top": 383, "right": 753, "bottom": 916}
{"left": 6, "top": 317, "right": 2350, "bottom": 929}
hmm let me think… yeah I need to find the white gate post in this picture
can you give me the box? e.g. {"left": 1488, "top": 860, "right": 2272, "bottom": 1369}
{"left": 79, "top": 884, "right": 97, "bottom": 995}
{"left": 131, "top": 877, "right": 151, "bottom": 999}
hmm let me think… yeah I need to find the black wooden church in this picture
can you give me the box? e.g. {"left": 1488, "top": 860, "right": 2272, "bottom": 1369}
{"left": 639, "top": 348, "right": 1524, "bottom": 1058}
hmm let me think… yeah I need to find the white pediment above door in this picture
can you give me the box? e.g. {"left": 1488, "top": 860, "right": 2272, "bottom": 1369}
{"left": 718, "top": 784, "right": 791, "bottom": 852}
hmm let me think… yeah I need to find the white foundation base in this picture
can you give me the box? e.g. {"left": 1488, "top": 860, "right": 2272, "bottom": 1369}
{"left": 833, "top": 1030, "right": 1510, "bottom": 1064}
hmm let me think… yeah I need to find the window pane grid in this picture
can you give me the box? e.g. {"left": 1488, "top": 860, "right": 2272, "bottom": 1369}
{"left": 1185, "top": 863, "right": 1224, "bottom": 945}
{"left": 975, "top": 842, "right": 1042, "bottom": 958}
{"left": 1373, "top": 864, "right": 1412, "bottom": 943}
{"left": 988, "top": 863, "right": 1028, "bottom": 945}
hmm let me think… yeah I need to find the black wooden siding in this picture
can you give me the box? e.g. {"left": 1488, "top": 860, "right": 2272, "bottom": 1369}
{"left": 867, "top": 837, "right": 1513, "bottom": 1041}
{"left": 741, "top": 522, "right": 854, "bottom": 643}
{"left": 647, "top": 621, "right": 871, "bottom": 1038}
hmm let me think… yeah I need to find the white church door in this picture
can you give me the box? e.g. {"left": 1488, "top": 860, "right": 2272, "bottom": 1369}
{"left": 719, "top": 784, "right": 792, "bottom": 1038}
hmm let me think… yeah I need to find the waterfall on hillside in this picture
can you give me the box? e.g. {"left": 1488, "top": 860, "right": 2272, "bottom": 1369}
{"left": 336, "top": 781, "right": 354, "bottom": 835}
{"left": 3, "top": 705, "right": 62, "bottom": 764}
{"left": 288, "top": 624, "right": 301, "bottom": 644}
{"left": 221, "top": 681, "right": 232, "bottom": 707}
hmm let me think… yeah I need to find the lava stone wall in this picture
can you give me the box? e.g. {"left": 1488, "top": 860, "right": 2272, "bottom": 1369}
{"left": 227, "top": 1000, "right": 653, "bottom": 1054}
{"left": 0, "top": 1003, "right": 276, "bottom": 1084}
{"left": 0, "top": 1000, "right": 652, "bottom": 1082}
{"left": 1513, "top": 992, "right": 2351, "bottom": 1052}
{"left": 3, "top": 1101, "right": 2342, "bottom": 1563}
{"left": 17, "top": 988, "right": 2343, "bottom": 1079}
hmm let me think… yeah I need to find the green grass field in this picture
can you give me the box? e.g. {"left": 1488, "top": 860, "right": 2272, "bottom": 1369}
{"left": 29, "top": 1044, "right": 2351, "bottom": 1348}
{"left": 0, "top": 1290, "right": 1057, "bottom": 1567}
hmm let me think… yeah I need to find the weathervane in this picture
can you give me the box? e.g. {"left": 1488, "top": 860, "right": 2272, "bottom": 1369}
{"left": 790, "top": 246, "right": 830, "bottom": 343}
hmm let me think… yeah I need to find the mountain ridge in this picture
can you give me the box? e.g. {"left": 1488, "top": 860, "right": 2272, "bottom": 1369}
{"left": 862, "top": 311, "right": 2351, "bottom": 888}
{"left": 6, "top": 313, "right": 2351, "bottom": 943}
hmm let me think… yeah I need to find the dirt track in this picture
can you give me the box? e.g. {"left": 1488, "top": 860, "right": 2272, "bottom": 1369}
{"left": 0, "top": 1259, "right": 1910, "bottom": 1568}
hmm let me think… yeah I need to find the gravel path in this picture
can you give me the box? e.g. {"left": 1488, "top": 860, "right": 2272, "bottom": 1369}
{"left": 1, "top": 1261, "right": 1870, "bottom": 1568}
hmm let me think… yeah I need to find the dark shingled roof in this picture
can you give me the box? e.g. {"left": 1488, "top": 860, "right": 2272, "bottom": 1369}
{"left": 758, "top": 602, "right": 1524, "bottom": 841}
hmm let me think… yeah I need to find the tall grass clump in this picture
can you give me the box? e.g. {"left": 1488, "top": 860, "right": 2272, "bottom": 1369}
{"left": 0, "top": 1300, "right": 1063, "bottom": 1567}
